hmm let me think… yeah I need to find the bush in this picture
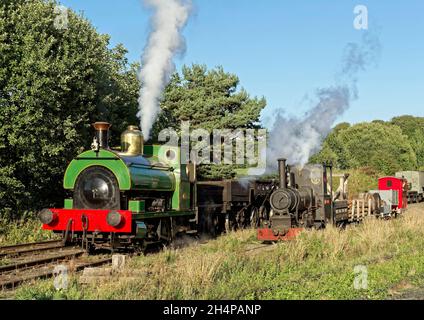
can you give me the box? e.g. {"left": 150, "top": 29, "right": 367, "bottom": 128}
{"left": 0, "top": 214, "right": 58, "bottom": 246}
{"left": 0, "top": 0, "right": 138, "bottom": 217}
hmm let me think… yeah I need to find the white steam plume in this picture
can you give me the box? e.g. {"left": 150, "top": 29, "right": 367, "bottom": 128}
{"left": 137, "top": 0, "right": 192, "bottom": 139}
{"left": 266, "top": 31, "right": 381, "bottom": 169}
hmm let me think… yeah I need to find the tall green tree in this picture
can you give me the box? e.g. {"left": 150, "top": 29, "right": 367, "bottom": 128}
{"left": 390, "top": 115, "right": 424, "bottom": 169}
{"left": 310, "top": 122, "right": 351, "bottom": 168}
{"left": 0, "top": 0, "right": 138, "bottom": 217}
{"left": 311, "top": 122, "right": 417, "bottom": 175}
{"left": 150, "top": 64, "right": 267, "bottom": 180}
{"left": 151, "top": 64, "right": 266, "bottom": 135}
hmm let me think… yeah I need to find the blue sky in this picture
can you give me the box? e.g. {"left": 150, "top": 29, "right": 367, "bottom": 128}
{"left": 60, "top": 0, "right": 424, "bottom": 128}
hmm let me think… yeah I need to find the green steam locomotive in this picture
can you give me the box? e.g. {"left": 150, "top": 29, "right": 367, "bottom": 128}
{"left": 39, "top": 122, "right": 199, "bottom": 251}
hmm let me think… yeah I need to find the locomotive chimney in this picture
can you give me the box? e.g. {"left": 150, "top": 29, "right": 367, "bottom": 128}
{"left": 278, "top": 158, "right": 287, "bottom": 189}
{"left": 92, "top": 122, "right": 111, "bottom": 149}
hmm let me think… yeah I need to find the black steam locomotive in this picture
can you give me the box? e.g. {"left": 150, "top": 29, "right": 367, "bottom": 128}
{"left": 258, "top": 159, "right": 350, "bottom": 240}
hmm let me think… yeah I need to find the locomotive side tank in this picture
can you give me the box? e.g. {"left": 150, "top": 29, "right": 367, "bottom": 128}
{"left": 64, "top": 150, "right": 176, "bottom": 204}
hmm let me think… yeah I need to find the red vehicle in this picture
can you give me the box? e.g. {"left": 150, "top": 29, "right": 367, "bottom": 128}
{"left": 378, "top": 177, "right": 408, "bottom": 214}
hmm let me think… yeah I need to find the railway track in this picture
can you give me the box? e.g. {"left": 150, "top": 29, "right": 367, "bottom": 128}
{"left": 0, "top": 240, "right": 64, "bottom": 258}
{"left": 0, "top": 241, "right": 112, "bottom": 291}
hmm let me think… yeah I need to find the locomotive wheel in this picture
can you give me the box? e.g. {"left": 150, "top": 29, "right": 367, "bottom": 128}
{"left": 236, "top": 209, "right": 244, "bottom": 229}
{"left": 201, "top": 211, "right": 220, "bottom": 236}
{"left": 225, "top": 214, "right": 231, "bottom": 234}
{"left": 213, "top": 215, "right": 220, "bottom": 236}
{"left": 250, "top": 207, "right": 259, "bottom": 228}
{"left": 238, "top": 208, "right": 251, "bottom": 229}
{"left": 259, "top": 205, "right": 267, "bottom": 223}
{"left": 159, "top": 218, "right": 178, "bottom": 243}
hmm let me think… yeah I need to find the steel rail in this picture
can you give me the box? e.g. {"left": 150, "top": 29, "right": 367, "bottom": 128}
{"left": 0, "top": 257, "right": 112, "bottom": 290}
{"left": 0, "top": 240, "right": 62, "bottom": 255}
{"left": 0, "top": 249, "right": 84, "bottom": 274}
{"left": 0, "top": 241, "right": 64, "bottom": 258}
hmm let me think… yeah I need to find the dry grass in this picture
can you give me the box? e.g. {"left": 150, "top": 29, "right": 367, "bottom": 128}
{"left": 14, "top": 204, "right": 424, "bottom": 300}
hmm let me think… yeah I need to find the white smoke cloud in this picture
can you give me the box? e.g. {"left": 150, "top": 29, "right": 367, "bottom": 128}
{"left": 137, "top": 0, "right": 192, "bottom": 139}
{"left": 267, "top": 31, "right": 381, "bottom": 169}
